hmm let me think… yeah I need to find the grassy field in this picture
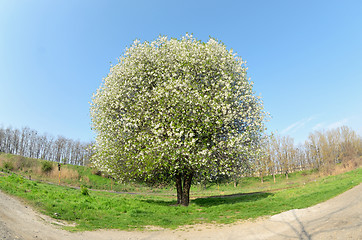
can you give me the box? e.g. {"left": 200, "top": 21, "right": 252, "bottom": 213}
{"left": 0, "top": 153, "right": 155, "bottom": 193}
{"left": 0, "top": 153, "right": 333, "bottom": 197}
{"left": 0, "top": 155, "right": 361, "bottom": 231}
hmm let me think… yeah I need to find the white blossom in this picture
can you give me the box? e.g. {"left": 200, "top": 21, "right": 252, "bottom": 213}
{"left": 90, "top": 34, "right": 267, "bottom": 182}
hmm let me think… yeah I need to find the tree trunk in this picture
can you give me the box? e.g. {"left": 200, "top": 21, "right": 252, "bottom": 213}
{"left": 175, "top": 173, "right": 183, "bottom": 205}
{"left": 181, "top": 172, "right": 193, "bottom": 206}
{"left": 260, "top": 171, "right": 263, "bottom": 183}
{"left": 175, "top": 172, "right": 193, "bottom": 206}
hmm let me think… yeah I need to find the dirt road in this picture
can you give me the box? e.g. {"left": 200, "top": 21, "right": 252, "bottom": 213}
{"left": 0, "top": 184, "right": 361, "bottom": 240}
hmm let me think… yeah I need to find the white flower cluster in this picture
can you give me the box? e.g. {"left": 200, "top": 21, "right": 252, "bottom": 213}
{"left": 90, "top": 34, "right": 266, "bottom": 182}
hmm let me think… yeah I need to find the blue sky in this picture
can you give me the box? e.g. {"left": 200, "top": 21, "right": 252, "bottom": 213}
{"left": 1, "top": 0, "right": 361, "bottom": 144}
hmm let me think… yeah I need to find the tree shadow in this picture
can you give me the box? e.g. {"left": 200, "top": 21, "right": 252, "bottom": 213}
{"left": 141, "top": 191, "right": 273, "bottom": 207}
{"left": 193, "top": 191, "right": 273, "bottom": 207}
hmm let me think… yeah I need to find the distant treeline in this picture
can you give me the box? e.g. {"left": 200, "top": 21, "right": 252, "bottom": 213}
{"left": 0, "top": 126, "right": 92, "bottom": 166}
{"left": 253, "top": 126, "right": 362, "bottom": 180}
{"left": 1, "top": 124, "right": 361, "bottom": 174}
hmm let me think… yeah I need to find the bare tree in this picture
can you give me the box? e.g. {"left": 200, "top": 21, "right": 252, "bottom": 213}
{"left": 0, "top": 125, "right": 92, "bottom": 166}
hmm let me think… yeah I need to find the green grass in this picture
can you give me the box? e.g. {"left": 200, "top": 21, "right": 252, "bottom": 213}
{"left": 0, "top": 168, "right": 360, "bottom": 231}
{"left": 0, "top": 153, "right": 329, "bottom": 197}
{"left": 0, "top": 153, "right": 156, "bottom": 193}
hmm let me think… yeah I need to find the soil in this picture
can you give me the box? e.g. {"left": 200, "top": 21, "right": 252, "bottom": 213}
{"left": 0, "top": 184, "right": 361, "bottom": 240}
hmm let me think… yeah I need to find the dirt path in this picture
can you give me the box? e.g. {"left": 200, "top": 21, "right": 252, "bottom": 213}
{"left": 0, "top": 184, "right": 361, "bottom": 240}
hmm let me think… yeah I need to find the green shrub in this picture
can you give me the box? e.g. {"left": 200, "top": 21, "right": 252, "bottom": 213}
{"left": 3, "top": 161, "right": 14, "bottom": 171}
{"left": 81, "top": 185, "right": 89, "bottom": 196}
{"left": 91, "top": 169, "right": 102, "bottom": 176}
{"left": 41, "top": 161, "right": 53, "bottom": 174}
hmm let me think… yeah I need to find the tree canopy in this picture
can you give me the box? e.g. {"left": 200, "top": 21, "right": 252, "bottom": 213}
{"left": 90, "top": 34, "right": 266, "bottom": 206}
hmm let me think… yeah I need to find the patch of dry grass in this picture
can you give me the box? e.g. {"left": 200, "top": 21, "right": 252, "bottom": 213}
{"left": 49, "top": 167, "right": 80, "bottom": 180}
{"left": 319, "top": 156, "right": 362, "bottom": 176}
{"left": 0, "top": 153, "right": 80, "bottom": 183}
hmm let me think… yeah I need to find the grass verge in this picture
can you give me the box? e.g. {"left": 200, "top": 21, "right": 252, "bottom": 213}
{"left": 0, "top": 168, "right": 360, "bottom": 231}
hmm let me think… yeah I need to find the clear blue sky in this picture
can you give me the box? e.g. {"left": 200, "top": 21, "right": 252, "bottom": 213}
{"left": 1, "top": 0, "right": 362, "bottom": 144}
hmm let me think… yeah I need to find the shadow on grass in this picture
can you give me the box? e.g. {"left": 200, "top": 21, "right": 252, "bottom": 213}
{"left": 141, "top": 191, "right": 273, "bottom": 207}
{"left": 193, "top": 192, "right": 273, "bottom": 207}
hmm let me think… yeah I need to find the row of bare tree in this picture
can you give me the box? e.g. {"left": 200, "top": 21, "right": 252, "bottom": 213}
{"left": 253, "top": 126, "right": 362, "bottom": 181}
{"left": 1, "top": 124, "right": 361, "bottom": 175}
{"left": 0, "top": 126, "right": 92, "bottom": 166}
